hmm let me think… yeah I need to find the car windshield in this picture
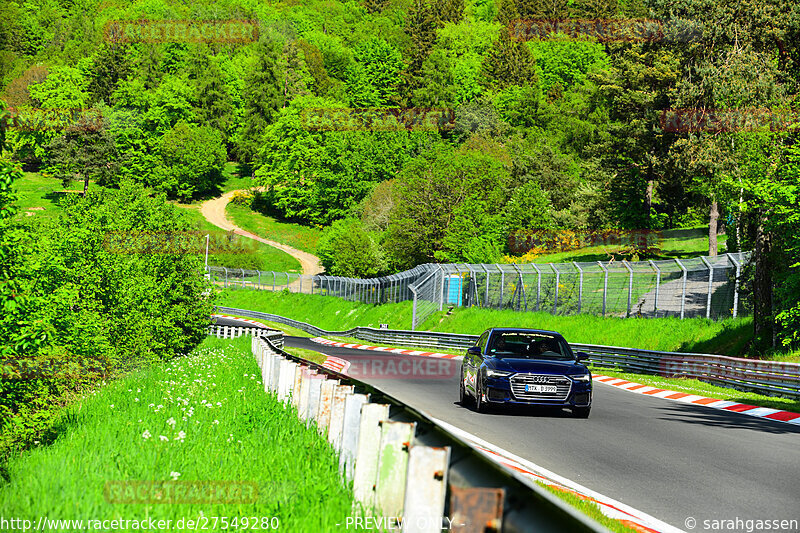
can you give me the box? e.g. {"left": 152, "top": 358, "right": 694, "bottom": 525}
{"left": 487, "top": 332, "right": 573, "bottom": 361}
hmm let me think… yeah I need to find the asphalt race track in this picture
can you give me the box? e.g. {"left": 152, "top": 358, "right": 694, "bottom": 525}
{"left": 284, "top": 336, "right": 800, "bottom": 533}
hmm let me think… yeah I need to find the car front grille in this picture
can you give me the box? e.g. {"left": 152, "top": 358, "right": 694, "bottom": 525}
{"left": 509, "top": 374, "right": 572, "bottom": 401}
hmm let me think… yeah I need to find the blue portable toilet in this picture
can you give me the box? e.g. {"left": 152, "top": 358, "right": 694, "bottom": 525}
{"left": 444, "top": 275, "right": 463, "bottom": 306}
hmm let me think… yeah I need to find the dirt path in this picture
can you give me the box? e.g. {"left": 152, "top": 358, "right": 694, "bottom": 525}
{"left": 199, "top": 190, "right": 323, "bottom": 276}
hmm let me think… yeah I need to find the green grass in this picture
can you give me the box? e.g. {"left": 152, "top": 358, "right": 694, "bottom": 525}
{"left": 219, "top": 290, "right": 416, "bottom": 331}
{"left": 287, "top": 347, "right": 328, "bottom": 365}
{"left": 538, "top": 483, "right": 639, "bottom": 533}
{"left": 179, "top": 207, "right": 302, "bottom": 272}
{"left": 528, "top": 227, "right": 729, "bottom": 264}
{"left": 213, "top": 290, "right": 785, "bottom": 359}
{"left": 431, "top": 307, "right": 753, "bottom": 355}
{"left": 227, "top": 203, "right": 323, "bottom": 254}
{"left": 0, "top": 336, "right": 356, "bottom": 531}
{"left": 590, "top": 367, "right": 800, "bottom": 413}
{"left": 12, "top": 172, "right": 88, "bottom": 222}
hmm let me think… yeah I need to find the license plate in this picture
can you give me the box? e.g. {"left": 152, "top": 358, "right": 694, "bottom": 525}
{"left": 526, "top": 384, "right": 558, "bottom": 393}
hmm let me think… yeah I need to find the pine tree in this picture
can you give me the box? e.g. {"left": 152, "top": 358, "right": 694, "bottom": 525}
{"left": 402, "top": 0, "right": 439, "bottom": 101}
{"left": 237, "top": 38, "right": 284, "bottom": 172}
{"left": 194, "top": 56, "right": 235, "bottom": 150}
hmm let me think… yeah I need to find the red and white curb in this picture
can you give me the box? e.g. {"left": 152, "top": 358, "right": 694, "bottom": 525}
{"left": 321, "top": 355, "right": 351, "bottom": 374}
{"left": 310, "top": 337, "right": 462, "bottom": 359}
{"left": 212, "top": 313, "right": 270, "bottom": 329}
{"left": 432, "top": 418, "right": 684, "bottom": 533}
{"left": 593, "top": 374, "right": 800, "bottom": 426}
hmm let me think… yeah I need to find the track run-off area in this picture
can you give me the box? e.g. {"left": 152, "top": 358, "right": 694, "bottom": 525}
{"left": 215, "top": 316, "right": 800, "bottom": 533}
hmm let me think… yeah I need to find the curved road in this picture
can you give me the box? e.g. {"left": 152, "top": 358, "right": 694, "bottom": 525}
{"left": 200, "top": 190, "right": 323, "bottom": 275}
{"left": 282, "top": 335, "right": 800, "bottom": 533}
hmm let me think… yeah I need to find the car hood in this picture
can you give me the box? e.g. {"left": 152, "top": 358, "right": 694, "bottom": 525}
{"left": 487, "top": 357, "right": 586, "bottom": 375}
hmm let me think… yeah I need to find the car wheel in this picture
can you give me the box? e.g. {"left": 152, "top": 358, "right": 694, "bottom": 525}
{"left": 459, "top": 370, "right": 470, "bottom": 406}
{"left": 475, "top": 378, "right": 488, "bottom": 413}
{"left": 573, "top": 406, "right": 591, "bottom": 418}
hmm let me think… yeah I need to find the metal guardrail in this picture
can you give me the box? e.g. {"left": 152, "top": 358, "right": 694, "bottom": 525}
{"left": 252, "top": 332, "right": 609, "bottom": 532}
{"left": 220, "top": 306, "right": 800, "bottom": 399}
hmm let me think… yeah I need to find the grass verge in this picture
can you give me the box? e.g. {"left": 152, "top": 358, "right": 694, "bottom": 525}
{"left": 538, "top": 483, "right": 639, "bottom": 533}
{"left": 0, "top": 336, "right": 355, "bottom": 532}
{"left": 216, "top": 290, "right": 761, "bottom": 357}
{"left": 590, "top": 367, "right": 800, "bottom": 413}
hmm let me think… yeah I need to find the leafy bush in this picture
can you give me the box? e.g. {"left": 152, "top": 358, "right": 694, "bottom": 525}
{"left": 159, "top": 121, "right": 226, "bottom": 200}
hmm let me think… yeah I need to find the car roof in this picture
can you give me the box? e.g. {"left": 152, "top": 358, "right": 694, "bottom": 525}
{"left": 487, "top": 327, "right": 563, "bottom": 337}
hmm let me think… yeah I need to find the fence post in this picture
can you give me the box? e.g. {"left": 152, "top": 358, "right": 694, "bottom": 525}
{"left": 258, "top": 270, "right": 261, "bottom": 290}
{"left": 622, "top": 260, "right": 633, "bottom": 317}
{"left": 481, "top": 264, "right": 490, "bottom": 308}
{"left": 700, "top": 256, "right": 713, "bottom": 319}
{"left": 240, "top": 268, "right": 245, "bottom": 288}
{"left": 410, "top": 283, "right": 419, "bottom": 331}
{"left": 648, "top": 260, "right": 661, "bottom": 315}
{"left": 224, "top": 267, "right": 228, "bottom": 288}
{"left": 497, "top": 264, "right": 505, "bottom": 309}
{"left": 511, "top": 264, "right": 525, "bottom": 311}
{"left": 438, "top": 265, "right": 446, "bottom": 311}
{"left": 573, "top": 262, "right": 583, "bottom": 314}
{"left": 675, "top": 258, "right": 687, "bottom": 320}
{"left": 550, "top": 263, "right": 559, "bottom": 315}
{"left": 272, "top": 271, "right": 276, "bottom": 291}
{"left": 531, "top": 263, "right": 541, "bottom": 311}
{"left": 728, "top": 253, "right": 741, "bottom": 318}
{"left": 597, "top": 261, "right": 608, "bottom": 316}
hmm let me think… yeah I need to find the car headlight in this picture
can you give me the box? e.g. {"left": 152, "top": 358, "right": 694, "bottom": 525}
{"left": 486, "top": 369, "right": 512, "bottom": 377}
{"left": 571, "top": 373, "right": 591, "bottom": 382}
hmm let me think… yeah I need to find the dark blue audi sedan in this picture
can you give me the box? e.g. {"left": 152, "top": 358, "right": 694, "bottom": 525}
{"left": 459, "top": 327, "right": 592, "bottom": 417}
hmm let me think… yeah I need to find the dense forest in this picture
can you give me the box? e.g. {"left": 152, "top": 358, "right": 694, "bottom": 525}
{"left": 1, "top": 0, "right": 800, "bottom": 453}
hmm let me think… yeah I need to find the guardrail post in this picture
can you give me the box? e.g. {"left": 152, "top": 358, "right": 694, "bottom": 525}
{"left": 648, "top": 260, "right": 660, "bottom": 315}
{"left": 375, "top": 421, "right": 416, "bottom": 516}
{"left": 597, "top": 261, "right": 608, "bottom": 316}
{"left": 623, "top": 260, "right": 633, "bottom": 317}
{"left": 353, "top": 403, "right": 391, "bottom": 503}
{"left": 675, "top": 258, "right": 687, "bottom": 319}
{"left": 328, "top": 384, "right": 355, "bottom": 450}
{"left": 573, "top": 262, "right": 583, "bottom": 313}
{"left": 700, "top": 256, "right": 714, "bottom": 319}
{"left": 550, "top": 263, "right": 559, "bottom": 315}
{"left": 402, "top": 446, "right": 450, "bottom": 533}
{"left": 340, "top": 393, "right": 370, "bottom": 481}
{"left": 728, "top": 253, "right": 742, "bottom": 318}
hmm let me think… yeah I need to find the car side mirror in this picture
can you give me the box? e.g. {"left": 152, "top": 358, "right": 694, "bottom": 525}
{"left": 575, "top": 351, "right": 589, "bottom": 362}
{"left": 466, "top": 346, "right": 481, "bottom": 356}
